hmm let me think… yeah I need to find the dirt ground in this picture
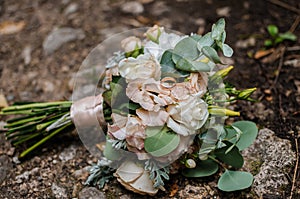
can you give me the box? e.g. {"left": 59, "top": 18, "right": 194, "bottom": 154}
{"left": 0, "top": 0, "right": 299, "bottom": 198}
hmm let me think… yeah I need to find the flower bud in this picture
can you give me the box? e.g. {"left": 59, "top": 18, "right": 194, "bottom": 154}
{"left": 208, "top": 106, "right": 240, "bottom": 116}
{"left": 145, "top": 25, "right": 163, "bottom": 43}
{"left": 210, "top": 65, "right": 234, "bottom": 82}
{"left": 121, "top": 36, "right": 142, "bottom": 53}
{"left": 185, "top": 159, "right": 196, "bottom": 168}
{"left": 237, "top": 88, "right": 256, "bottom": 100}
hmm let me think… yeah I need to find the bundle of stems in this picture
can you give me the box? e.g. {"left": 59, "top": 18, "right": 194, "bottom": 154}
{"left": 0, "top": 101, "right": 74, "bottom": 159}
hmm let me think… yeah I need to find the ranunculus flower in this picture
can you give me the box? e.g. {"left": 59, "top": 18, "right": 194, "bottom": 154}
{"left": 119, "top": 54, "right": 161, "bottom": 82}
{"left": 125, "top": 116, "right": 146, "bottom": 150}
{"left": 126, "top": 78, "right": 172, "bottom": 112}
{"left": 108, "top": 114, "right": 146, "bottom": 151}
{"left": 121, "top": 36, "right": 142, "bottom": 53}
{"left": 107, "top": 113, "right": 127, "bottom": 140}
{"left": 136, "top": 108, "right": 169, "bottom": 127}
{"left": 114, "top": 161, "right": 158, "bottom": 196}
{"left": 166, "top": 93, "right": 209, "bottom": 136}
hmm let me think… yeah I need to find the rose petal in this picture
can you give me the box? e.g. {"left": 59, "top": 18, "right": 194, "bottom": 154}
{"left": 136, "top": 108, "right": 169, "bottom": 126}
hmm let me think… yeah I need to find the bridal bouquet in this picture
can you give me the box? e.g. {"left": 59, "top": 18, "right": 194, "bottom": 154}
{"left": 1, "top": 18, "right": 258, "bottom": 195}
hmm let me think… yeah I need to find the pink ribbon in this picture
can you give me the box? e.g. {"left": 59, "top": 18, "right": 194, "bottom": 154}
{"left": 70, "top": 94, "right": 106, "bottom": 128}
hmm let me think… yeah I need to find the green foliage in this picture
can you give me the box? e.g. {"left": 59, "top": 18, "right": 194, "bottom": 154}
{"left": 225, "top": 121, "right": 258, "bottom": 151}
{"left": 160, "top": 50, "right": 189, "bottom": 78}
{"left": 145, "top": 160, "right": 170, "bottom": 188}
{"left": 85, "top": 159, "right": 115, "bottom": 189}
{"left": 218, "top": 170, "right": 253, "bottom": 192}
{"left": 104, "top": 139, "right": 122, "bottom": 161}
{"left": 202, "top": 46, "right": 222, "bottom": 64}
{"left": 214, "top": 142, "right": 244, "bottom": 169}
{"left": 144, "top": 126, "right": 180, "bottom": 157}
{"left": 159, "top": 18, "right": 233, "bottom": 74}
{"left": 264, "top": 24, "right": 297, "bottom": 47}
{"left": 0, "top": 101, "right": 73, "bottom": 158}
{"left": 182, "top": 159, "right": 219, "bottom": 177}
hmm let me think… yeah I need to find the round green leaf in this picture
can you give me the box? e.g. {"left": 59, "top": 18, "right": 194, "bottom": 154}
{"left": 214, "top": 142, "right": 244, "bottom": 169}
{"left": 226, "top": 121, "right": 258, "bottom": 151}
{"left": 144, "top": 127, "right": 180, "bottom": 157}
{"left": 175, "top": 57, "right": 211, "bottom": 72}
{"left": 212, "top": 18, "right": 225, "bottom": 40}
{"left": 104, "top": 140, "right": 121, "bottom": 161}
{"left": 222, "top": 44, "right": 233, "bottom": 57}
{"left": 218, "top": 170, "right": 253, "bottom": 192}
{"left": 160, "top": 50, "right": 189, "bottom": 78}
{"left": 197, "top": 32, "right": 214, "bottom": 51}
{"left": 172, "top": 37, "right": 199, "bottom": 63}
{"left": 182, "top": 159, "right": 219, "bottom": 177}
{"left": 202, "top": 46, "right": 221, "bottom": 64}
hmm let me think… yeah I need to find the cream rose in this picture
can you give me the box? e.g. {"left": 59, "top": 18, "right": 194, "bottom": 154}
{"left": 119, "top": 54, "right": 161, "bottom": 82}
{"left": 166, "top": 94, "right": 209, "bottom": 136}
{"left": 121, "top": 36, "right": 142, "bottom": 53}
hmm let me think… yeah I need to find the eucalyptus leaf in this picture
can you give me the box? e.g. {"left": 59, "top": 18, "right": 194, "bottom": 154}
{"left": 197, "top": 32, "right": 214, "bottom": 51}
{"left": 172, "top": 37, "right": 199, "bottom": 63}
{"left": 222, "top": 44, "right": 233, "bottom": 57}
{"left": 212, "top": 18, "right": 225, "bottom": 40}
{"left": 175, "top": 57, "right": 211, "bottom": 72}
{"left": 160, "top": 50, "right": 189, "bottom": 78}
{"left": 144, "top": 127, "right": 180, "bottom": 157}
{"left": 182, "top": 159, "right": 219, "bottom": 177}
{"left": 190, "top": 34, "right": 202, "bottom": 41}
{"left": 225, "top": 121, "right": 258, "bottom": 151}
{"left": 104, "top": 140, "right": 121, "bottom": 161}
{"left": 202, "top": 46, "right": 221, "bottom": 64}
{"left": 214, "top": 142, "right": 244, "bottom": 169}
{"left": 218, "top": 170, "right": 253, "bottom": 192}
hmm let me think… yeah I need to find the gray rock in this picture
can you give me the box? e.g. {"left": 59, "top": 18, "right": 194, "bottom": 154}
{"left": 43, "top": 27, "right": 85, "bottom": 55}
{"left": 64, "top": 3, "right": 79, "bottom": 15}
{"left": 78, "top": 187, "right": 105, "bottom": 199}
{"left": 59, "top": 144, "right": 77, "bottom": 162}
{"left": 121, "top": 1, "right": 144, "bottom": 15}
{"left": 0, "top": 155, "right": 13, "bottom": 184}
{"left": 51, "top": 183, "right": 68, "bottom": 199}
{"left": 243, "top": 128, "right": 296, "bottom": 197}
{"left": 151, "top": 1, "right": 170, "bottom": 16}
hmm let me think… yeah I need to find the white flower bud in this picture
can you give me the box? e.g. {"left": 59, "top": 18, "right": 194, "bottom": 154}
{"left": 186, "top": 159, "right": 196, "bottom": 168}
{"left": 121, "top": 36, "right": 142, "bottom": 53}
{"left": 145, "top": 25, "right": 163, "bottom": 43}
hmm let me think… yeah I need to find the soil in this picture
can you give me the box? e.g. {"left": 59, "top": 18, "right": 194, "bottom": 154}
{"left": 0, "top": 0, "right": 299, "bottom": 198}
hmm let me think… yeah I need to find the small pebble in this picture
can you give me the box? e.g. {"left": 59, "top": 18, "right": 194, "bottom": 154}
{"left": 121, "top": 1, "right": 144, "bottom": 15}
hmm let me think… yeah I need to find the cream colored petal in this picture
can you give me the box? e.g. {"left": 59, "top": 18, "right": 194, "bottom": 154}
{"left": 136, "top": 108, "right": 169, "bottom": 127}
{"left": 115, "top": 161, "right": 144, "bottom": 183}
{"left": 129, "top": 170, "right": 158, "bottom": 196}
{"left": 166, "top": 117, "right": 192, "bottom": 136}
{"left": 111, "top": 113, "right": 127, "bottom": 127}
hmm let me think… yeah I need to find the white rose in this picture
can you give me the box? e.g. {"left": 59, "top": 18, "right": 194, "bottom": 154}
{"left": 144, "top": 32, "right": 187, "bottom": 60}
{"left": 121, "top": 36, "right": 142, "bottom": 53}
{"left": 166, "top": 94, "right": 209, "bottom": 136}
{"left": 119, "top": 54, "right": 161, "bottom": 82}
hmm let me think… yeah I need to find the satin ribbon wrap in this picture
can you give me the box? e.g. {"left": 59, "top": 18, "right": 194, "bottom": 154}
{"left": 70, "top": 94, "right": 106, "bottom": 128}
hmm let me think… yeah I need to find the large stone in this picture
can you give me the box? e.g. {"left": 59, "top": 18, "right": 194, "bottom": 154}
{"left": 0, "top": 155, "right": 13, "bottom": 184}
{"left": 243, "top": 128, "right": 296, "bottom": 197}
{"left": 78, "top": 187, "right": 105, "bottom": 199}
{"left": 43, "top": 27, "right": 85, "bottom": 55}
